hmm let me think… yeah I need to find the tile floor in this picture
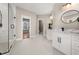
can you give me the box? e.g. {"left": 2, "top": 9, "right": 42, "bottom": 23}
{"left": 0, "top": 42, "right": 8, "bottom": 53}
{"left": 9, "top": 35, "right": 64, "bottom": 55}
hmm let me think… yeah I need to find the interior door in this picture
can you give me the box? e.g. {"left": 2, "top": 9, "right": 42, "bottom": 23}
{"left": 23, "top": 18, "right": 30, "bottom": 39}
{"left": 60, "top": 33, "right": 71, "bottom": 55}
{"left": 52, "top": 32, "right": 60, "bottom": 50}
{"left": 39, "top": 20, "right": 43, "bottom": 34}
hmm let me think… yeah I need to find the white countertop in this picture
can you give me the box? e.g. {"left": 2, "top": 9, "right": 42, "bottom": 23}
{"left": 53, "top": 29, "right": 79, "bottom": 34}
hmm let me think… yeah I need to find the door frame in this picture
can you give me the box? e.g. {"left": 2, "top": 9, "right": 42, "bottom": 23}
{"left": 21, "top": 15, "right": 31, "bottom": 39}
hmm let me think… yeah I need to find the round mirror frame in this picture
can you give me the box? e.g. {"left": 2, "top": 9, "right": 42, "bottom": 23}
{"left": 61, "top": 10, "right": 79, "bottom": 24}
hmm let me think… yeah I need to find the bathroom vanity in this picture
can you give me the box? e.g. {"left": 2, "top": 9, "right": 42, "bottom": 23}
{"left": 52, "top": 9, "right": 79, "bottom": 55}
{"left": 52, "top": 29, "right": 79, "bottom": 55}
{"left": 47, "top": 29, "right": 53, "bottom": 40}
{"left": 71, "top": 33, "right": 79, "bottom": 55}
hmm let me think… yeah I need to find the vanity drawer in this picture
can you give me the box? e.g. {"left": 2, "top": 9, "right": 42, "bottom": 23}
{"left": 72, "top": 49, "right": 79, "bottom": 55}
{"left": 72, "top": 41, "right": 79, "bottom": 51}
{"left": 72, "top": 36, "right": 79, "bottom": 42}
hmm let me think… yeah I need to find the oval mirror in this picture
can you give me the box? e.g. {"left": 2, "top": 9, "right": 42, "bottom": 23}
{"left": 61, "top": 10, "right": 79, "bottom": 24}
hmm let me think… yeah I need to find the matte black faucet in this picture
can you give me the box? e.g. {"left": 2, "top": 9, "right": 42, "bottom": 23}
{"left": 61, "top": 27, "right": 64, "bottom": 31}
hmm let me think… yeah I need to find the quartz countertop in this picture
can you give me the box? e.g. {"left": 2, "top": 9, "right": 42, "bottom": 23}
{"left": 53, "top": 29, "right": 79, "bottom": 34}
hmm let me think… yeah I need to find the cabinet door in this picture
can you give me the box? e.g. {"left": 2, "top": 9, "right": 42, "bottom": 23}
{"left": 72, "top": 49, "right": 79, "bottom": 55}
{"left": 52, "top": 32, "right": 60, "bottom": 50}
{"left": 72, "top": 35, "right": 79, "bottom": 55}
{"left": 60, "top": 34, "right": 71, "bottom": 55}
{"left": 47, "top": 30, "right": 53, "bottom": 40}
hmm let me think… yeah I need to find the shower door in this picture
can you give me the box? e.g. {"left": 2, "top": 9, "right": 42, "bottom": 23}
{"left": 8, "top": 4, "right": 16, "bottom": 51}
{"left": 0, "top": 3, "right": 8, "bottom": 54}
{"left": 0, "top": 3, "right": 16, "bottom": 54}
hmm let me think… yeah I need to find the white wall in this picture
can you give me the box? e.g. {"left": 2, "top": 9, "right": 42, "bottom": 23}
{"left": 16, "top": 7, "right": 37, "bottom": 39}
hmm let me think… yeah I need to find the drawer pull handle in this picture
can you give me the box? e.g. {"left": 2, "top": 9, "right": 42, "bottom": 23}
{"left": 57, "top": 37, "right": 61, "bottom": 43}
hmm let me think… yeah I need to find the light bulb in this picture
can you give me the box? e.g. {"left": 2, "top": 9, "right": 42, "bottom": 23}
{"left": 66, "top": 4, "right": 71, "bottom": 8}
{"left": 50, "top": 16, "right": 53, "bottom": 19}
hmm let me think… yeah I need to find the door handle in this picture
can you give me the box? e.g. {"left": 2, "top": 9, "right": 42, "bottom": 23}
{"left": 60, "top": 38, "right": 61, "bottom": 43}
{"left": 57, "top": 37, "right": 60, "bottom": 43}
{"left": 59, "top": 37, "right": 61, "bottom": 43}
{"left": 57, "top": 37, "right": 61, "bottom": 43}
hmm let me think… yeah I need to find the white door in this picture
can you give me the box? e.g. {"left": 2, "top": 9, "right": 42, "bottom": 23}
{"left": 60, "top": 33, "right": 71, "bottom": 55}
{"left": 52, "top": 32, "right": 60, "bottom": 50}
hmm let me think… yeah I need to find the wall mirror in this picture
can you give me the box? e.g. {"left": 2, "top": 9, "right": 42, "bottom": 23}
{"left": 61, "top": 10, "right": 79, "bottom": 24}
{"left": 0, "top": 10, "right": 2, "bottom": 27}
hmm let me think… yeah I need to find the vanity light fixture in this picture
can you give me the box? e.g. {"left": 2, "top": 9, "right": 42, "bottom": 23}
{"left": 49, "top": 15, "right": 53, "bottom": 29}
{"left": 62, "top": 3, "right": 71, "bottom": 10}
{"left": 63, "top": 3, "right": 71, "bottom": 7}
{"left": 50, "top": 15, "right": 53, "bottom": 20}
{"left": 66, "top": 3, "right": 71, "bottom": 8}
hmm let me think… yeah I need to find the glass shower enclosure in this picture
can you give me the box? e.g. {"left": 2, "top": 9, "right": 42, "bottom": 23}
{"left": 0, "top": 3, "right": 16, "bottom": 55}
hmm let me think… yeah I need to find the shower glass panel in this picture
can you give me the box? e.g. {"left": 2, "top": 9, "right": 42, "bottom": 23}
{"left": 0, "top": 3, "right": 16, "bottom": 54}
{"left": 0, "top": 3, "right": 8, "bottom": 54}
{"left": 8, "top": 4, "right": 16, "bottom": 51}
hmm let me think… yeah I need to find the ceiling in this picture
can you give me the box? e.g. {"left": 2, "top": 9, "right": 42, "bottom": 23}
{"left": 14, "top": 3, "right": 55, "bottom": 15}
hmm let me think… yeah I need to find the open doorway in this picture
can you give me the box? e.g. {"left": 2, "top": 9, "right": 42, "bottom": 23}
{"left": 23, "top": 18, "right": 30, "bottom": 39}
{"left": 39, "top": 20, "right": 43, "bottom": 34}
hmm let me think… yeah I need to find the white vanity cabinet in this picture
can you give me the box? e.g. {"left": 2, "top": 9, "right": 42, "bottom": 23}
{"left": 59, "top": 33, "right": 71, "bottom": 55}
{"left": 52, "top": 32, "right": 60, "bottom": 50}
{"left": 47, "top": 30, "right": 53, "bottom": 40}
{"left": 52, "top": 31, "right": 72, "bottom": 55}
{"left": 72, "top": 34, "right": 79, "bottom": 55}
